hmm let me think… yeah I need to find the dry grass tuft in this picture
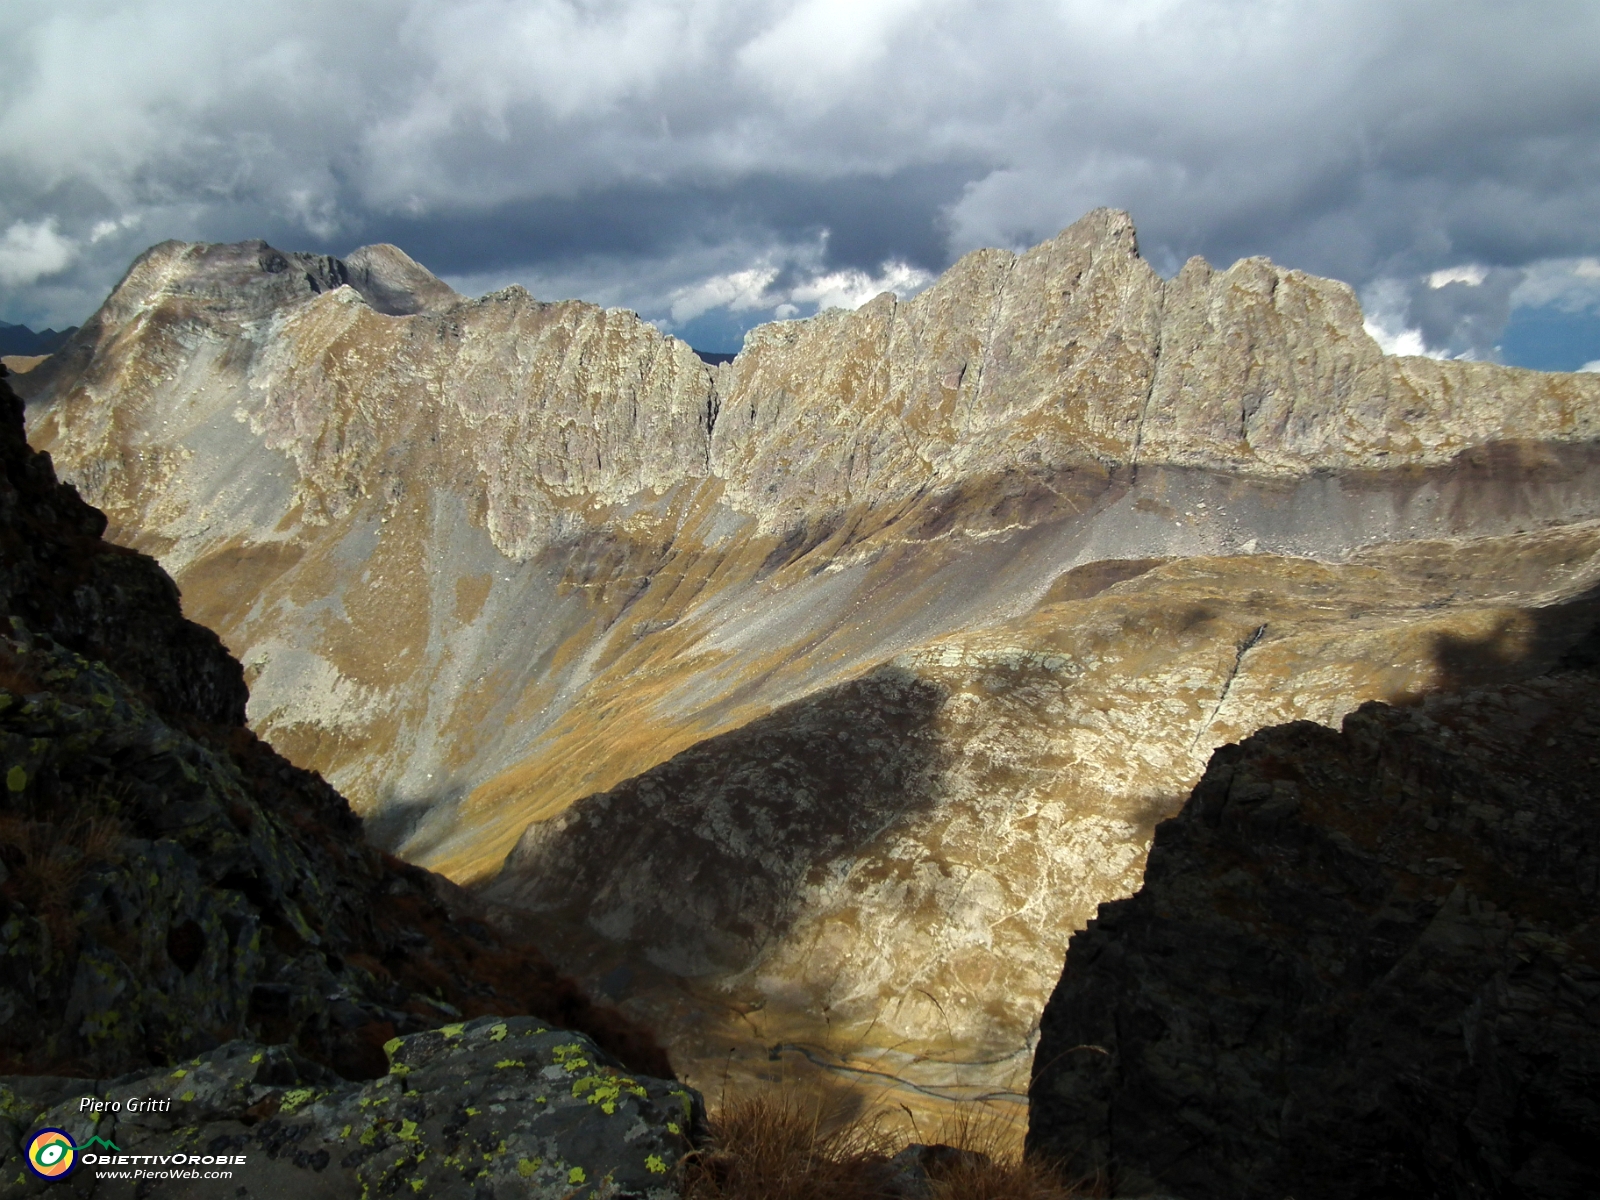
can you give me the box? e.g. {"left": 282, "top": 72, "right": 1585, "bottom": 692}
{"left": 0, "top": 810, "right": 126, "bottom": 950}
{"left": 683, "top": 1089, "right": 897, "bottom": 1200}
{"left": 922, "top": 1106, "right": 1098, "bottom": 1200}
{"left": 927, "top": 1149, "right": 1097, "bottom": 1200}
{"left": 681, "top": 1089, "right": 1091, "bottom": 1200}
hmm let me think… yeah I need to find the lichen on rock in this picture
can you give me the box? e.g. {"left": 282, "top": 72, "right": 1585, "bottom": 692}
{"left": 0, "top": 1019, "right": 697, "bottom": 1199}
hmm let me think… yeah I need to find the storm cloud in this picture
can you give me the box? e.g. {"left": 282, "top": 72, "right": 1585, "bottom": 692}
{"left": 4, "top": 0, "right": 1600, "bottom": 359}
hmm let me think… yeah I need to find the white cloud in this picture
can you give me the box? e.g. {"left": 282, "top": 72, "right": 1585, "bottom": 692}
{"left": 1362, "top": 319, "right": 1432, "bottom": 357}
{"left": 1359, "top": 277, "right": 1441, "bottom": 358}
{"left": 88, "top": 214, "right": 141, "bottom": 244}
{"left": 1581, "top": 360, "right": 1600, "bottom": 373}
{"left": 1427, "top": 265, "right": 1487, "bottom": 288}
{"left": 0, "top": 219, "right": 76, "bottom": 287}
{"left": 1510, "top": 257, "right": 1600, "bottom": 312}
{"left": 737, "top": 0, "right": 927, "bottom": 104}
{"left": 789, "top": 260, "right": 932, "bottom": 310}
{"left": 669, "top": 266, "right": 782, "bottom": 323}
{"left": 663, "top": 254, "right": 931, "bottom": 327}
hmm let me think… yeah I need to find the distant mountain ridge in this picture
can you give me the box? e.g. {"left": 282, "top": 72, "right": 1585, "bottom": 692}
{"left": 0, "top": 321, "right": 77, "bottom": 357}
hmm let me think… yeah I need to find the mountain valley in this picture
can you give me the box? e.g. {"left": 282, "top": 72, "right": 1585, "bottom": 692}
{"left": 15, "top": 209, "right": 1600, "bottom": 1119}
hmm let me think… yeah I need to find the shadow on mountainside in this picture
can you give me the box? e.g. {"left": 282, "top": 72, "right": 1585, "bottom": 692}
{"left": 1426, "top": 579, "right": 1600, "bottom": 694}
{"left": 485, "top": 663, "right": 952, "bottom": 982}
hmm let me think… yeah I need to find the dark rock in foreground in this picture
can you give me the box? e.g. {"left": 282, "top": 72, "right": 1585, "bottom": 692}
{"left": 1029, "top": 652, "right": 1600, "bottom": 1198}
{"left": 0, "top": 1016, "right": 698, "bottom": 1198}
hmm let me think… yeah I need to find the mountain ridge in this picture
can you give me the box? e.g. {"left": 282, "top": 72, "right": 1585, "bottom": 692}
{"left": 16, "top": 209, "right": 1600, "bottom": 1112}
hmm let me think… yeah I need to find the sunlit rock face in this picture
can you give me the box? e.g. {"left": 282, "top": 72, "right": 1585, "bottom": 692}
{"left": 20, "top": 210, "right": 1600, "bottom": 1110}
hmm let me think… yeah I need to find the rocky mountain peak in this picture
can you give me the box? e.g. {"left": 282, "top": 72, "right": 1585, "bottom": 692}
{"left": 342, "top": 242, "right": 463, "bottom": 316}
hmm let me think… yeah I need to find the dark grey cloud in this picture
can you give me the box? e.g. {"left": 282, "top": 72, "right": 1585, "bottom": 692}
{"left": 1404, "top": 268, "right": 1525, "bottom": 361}
{"left": 3, "top": 1, "right": 1600, "bottom": 362}
{"left": 358, "top": 163, "right": 981, "bottom": 280}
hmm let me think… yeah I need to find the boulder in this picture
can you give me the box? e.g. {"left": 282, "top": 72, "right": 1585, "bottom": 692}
{"left": 1, "top": 1016, "right": 699, "bottom": 1198}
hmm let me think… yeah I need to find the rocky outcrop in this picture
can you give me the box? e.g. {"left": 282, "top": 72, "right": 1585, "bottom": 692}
{"left": 1, "top": 1017, "right": 697, "bottom": 1198}
{"left": 1027, "top": 638, "right": 1600, "bottom": 1198}
{"left": 0, "top": 367, "right": 670, "bottom": 1085}
{"left": 17, "top": 211, "right": 1600, "bottom": 1112}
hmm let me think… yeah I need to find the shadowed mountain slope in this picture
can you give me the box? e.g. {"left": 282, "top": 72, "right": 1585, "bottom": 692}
{"left": 0, "top": 366, "right": 667, "bottom": 1081}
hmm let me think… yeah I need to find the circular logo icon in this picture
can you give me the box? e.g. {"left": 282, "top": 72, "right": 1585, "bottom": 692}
{"left": 26, "top": 1128, "right": 77, "bottom": 1179}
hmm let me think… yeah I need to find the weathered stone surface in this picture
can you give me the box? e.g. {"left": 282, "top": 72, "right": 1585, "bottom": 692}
{"left": 0, "top": 367, "right": 246, "bottom": 727}
{"left": 1, "top": 1018, "right": 699, "bottom": 1198}
{"left": 1027, "top": 647, "right": 1600, "bottom": 1198}
{"left": 16, "top": 210, "right": 1600, "bottom": 1111}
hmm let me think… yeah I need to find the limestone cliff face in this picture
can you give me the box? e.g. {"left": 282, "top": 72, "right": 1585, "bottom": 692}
{"left": 17, "top": 210, "right": 1600, "bottom": 1111}
{"left": 712, "top": 209, "right": 1600, "bottom": 525}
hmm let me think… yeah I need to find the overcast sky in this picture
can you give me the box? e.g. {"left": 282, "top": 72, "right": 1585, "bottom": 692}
{"left": 3, "top": 0, "right": 1599, "bottom": 366}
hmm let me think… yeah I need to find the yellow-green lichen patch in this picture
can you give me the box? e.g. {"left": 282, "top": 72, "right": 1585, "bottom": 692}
{"left": 382, "top": 1036, "right": 404, "bottom": 1058}
{"left": 568, "top": 1166, "right": 586, "bottom": 1185}
{"left": 397, "top": 1120, "right": 420, "bottom": 1143}
{"left": 646, "top": 1154, "right": 667, "bottom": 1174}
{"left": 494, "top": 1059, "right": 524, "bottom": 1070}
{"left": 441, "top": 1023, "right": 465, "bottom": 1038}
{"left": 517, "top": 1157, "right": 541, "bottom": 1178}
{"left": 280, "top": 1088, "right": 317, "bottom": 1113}
{"left": 570, "top": 1074, "right": 641, "bottom": 1115}
{"left": 551, "top": 1043, "right": 590, "bottom": 1074}
{"left": 488, "top": 1023, "right": 508, "bottom": 1042}
{"left": 671, "top": 1089, "right": 694, "bottom": 1122}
